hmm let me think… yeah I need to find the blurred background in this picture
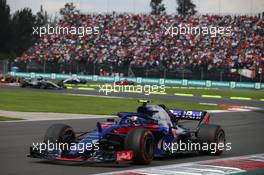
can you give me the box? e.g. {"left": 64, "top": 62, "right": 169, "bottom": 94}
{"left": 0, "top": 0, "right": 263, "bottom": 82}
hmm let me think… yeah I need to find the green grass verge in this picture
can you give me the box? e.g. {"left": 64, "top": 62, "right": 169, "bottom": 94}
{"left": 0, "top": 89, "right": 223, "bottom": 115}
{"left": 165, "top": 87, "right": 264, "bottom": 99}
{"left": 67, "top": 84, "right": 264, "bottom": 100}
{"left": 0, "top": 116, "right": 23, "bottom": 121}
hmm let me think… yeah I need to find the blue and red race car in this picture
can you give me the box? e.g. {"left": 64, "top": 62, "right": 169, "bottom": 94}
{"left": 28, "top": 100, "right": 226, "bottom": 165}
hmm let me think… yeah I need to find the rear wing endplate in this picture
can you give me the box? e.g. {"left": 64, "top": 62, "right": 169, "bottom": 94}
{"left": 169, "top": 110, "right": 208, "bottom": 121}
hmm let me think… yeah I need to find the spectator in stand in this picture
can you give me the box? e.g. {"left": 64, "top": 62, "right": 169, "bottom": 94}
{"left": 18, "top": 14, "right": 263, "bottom": 74}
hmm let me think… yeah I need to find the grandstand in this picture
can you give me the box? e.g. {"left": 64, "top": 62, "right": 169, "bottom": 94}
{"left": 14, "top": 11, "right": 264, "bottom": 82}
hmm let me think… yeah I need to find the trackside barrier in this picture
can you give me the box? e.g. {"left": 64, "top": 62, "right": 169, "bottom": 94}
{"left": 10, "top": 72, "right": 264, "bottom": 90}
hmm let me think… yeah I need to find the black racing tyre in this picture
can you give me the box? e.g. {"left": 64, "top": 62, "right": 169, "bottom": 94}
{"left": 197, "top": 124, "right": 225, "bottom": 155}
{"left": 80, "top": 80, "right": 87, "bottom": 84}
{"left": 40, "top": 83, "right": 48, "bottom": 89}
{"left": 124, "top": 128, "right": 155, "bottom": 164}
{"left": 57, "top": 80, "right": 64, "bottom": 87}
{"left": 44, "top": 124, "right": 76, "bottom": 145}
{"left": 20, "top": 82, "right": 27, "bottom": 88}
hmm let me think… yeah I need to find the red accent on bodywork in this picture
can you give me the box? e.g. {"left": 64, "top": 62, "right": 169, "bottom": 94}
{"left": 55, "top": 157, "right": 84, "bottom": 162}
{"left": 116, "top": 150, "right": 133, "bottom": 162}
{"left": 202, "top": 113, "right": 210, "bottom": 124}
{"left": 101, "top": 122, "right": 114, "bottom": 129}
{"left": 115, "top": 125, "right": 159, "bottom": 134}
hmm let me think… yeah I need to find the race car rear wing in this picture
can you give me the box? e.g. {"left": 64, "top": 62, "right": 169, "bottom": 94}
{"left": 169, "top": 110, "right": 210, "bottom": 125}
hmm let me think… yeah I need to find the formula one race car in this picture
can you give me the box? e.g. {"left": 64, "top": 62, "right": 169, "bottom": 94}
{"left": 20, "top": 77, "right": 63, "bottom": 89}
{"left": 0, "top": 74, "right": 21, "bottom": 83}
{"left": 57, "top": 77, "right": 87, "bottom": 86}
{"left": 28, "top": 100, "right": 226, "bottom": 165}
{"left": 114, "top": 79, "right": 135, "bottom": 85}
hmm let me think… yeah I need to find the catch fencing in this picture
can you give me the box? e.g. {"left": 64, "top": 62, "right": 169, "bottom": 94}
{"left": 10, "top": 72, "right": 264, "bottom": 90}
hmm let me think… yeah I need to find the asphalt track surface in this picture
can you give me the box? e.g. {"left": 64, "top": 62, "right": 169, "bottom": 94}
{"left": 0, "top": 87, "right": 264, "bottom": 175}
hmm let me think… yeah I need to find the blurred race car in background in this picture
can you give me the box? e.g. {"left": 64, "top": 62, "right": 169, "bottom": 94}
{"left": 114, "top": 79, "right": 135, "bottom": 85}
{"left": 29, "top": 100, "right": 226, "bottom": 165}
{"left": 57, "top": 77, "right": 87, "bottom": 87}
{"left": 20, "top": 77, "right": 63, "bottom": 89}
{"left": 0, "top": 74, "right": 21, "bottom": 84}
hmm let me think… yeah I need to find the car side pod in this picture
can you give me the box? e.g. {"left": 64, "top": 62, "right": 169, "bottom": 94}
{"left": 116, "top": 150, "right": 134, "bottom": 163}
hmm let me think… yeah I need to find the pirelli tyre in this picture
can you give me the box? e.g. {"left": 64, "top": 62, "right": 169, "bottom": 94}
{"left": 44, "top": 123, "right": 76, "bottom": 154}
{"left": 197, "top": 124, "right": 225, "bottom": 155}
{"left": 124, "top": 128, "right": 155, "bottom": 164}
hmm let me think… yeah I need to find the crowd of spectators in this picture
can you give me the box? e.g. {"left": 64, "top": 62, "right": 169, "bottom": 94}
{"left": 18, "top": 13, "right": 264, "bottom": 76}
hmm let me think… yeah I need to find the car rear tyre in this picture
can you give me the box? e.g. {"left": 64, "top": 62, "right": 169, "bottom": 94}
{"left": 197, "top": 124, "right": 225, "bottom": 155}
{"left": 124, "top": 128, "right": 155, "bottom": 164}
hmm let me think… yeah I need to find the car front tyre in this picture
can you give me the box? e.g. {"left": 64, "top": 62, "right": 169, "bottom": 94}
{"left": 124, "top": 128, "right": 155, "bottom": 164}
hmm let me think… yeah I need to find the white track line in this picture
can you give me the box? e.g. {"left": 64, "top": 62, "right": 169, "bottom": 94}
{"left": 98, "top": 153, "right": 264, "bottom": 175}
{"left": 65, "top": 93, "right": 130, "bottom": 99}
